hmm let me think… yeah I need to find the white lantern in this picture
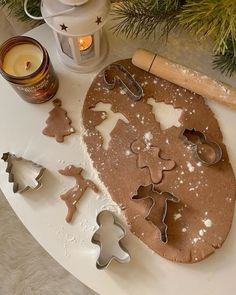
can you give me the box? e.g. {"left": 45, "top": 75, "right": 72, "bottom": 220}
{"left": 35, "top": 0, "right": 110, "bottom": 72}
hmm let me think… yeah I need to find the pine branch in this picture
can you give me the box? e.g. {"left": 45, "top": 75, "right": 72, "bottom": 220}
{"left": 178, "top": 0, "right": 236, "bottom": 56}
{"left": 213, "top": 37, "right": 236, "bottom": 77}
{"left": 0, "top": 0, "right": 41, "bottom": 23}
{"left": 112, "top": 0, "right": 185, "bottom": 39}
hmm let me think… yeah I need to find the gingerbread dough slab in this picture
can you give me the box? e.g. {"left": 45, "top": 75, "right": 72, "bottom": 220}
{"left": 82, "top": 59, "right": 236, "bottom": 263}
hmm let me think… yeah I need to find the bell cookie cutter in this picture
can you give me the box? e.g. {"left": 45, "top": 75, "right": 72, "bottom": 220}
{"left": 91, "top": 210, "right": 130, "bottom": 270}
{"left": 103, "top": 63, "right": 143, "bottom": 101}
{"left": 1, "top": 152, "right": 45, "bottom": 193}
{"left": 132, "top": 184, "right": 179, "bottom": 243}
{"left": 180, "top": 128, "right": 222, "bottom": 166}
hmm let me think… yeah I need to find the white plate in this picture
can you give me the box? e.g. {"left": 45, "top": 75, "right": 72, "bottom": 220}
{"left": 0, "top": 23, "right": 236, "bottom": 295}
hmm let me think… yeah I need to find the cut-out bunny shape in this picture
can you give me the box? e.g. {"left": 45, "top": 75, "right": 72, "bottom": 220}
{"left": 59, "top": 165, "right": 99, "bottom": 223}
{"left": 91, "top": 102, "right": 129, "bottom": 150}
{"left": 133, "top": 185, "right": 179, "bottom": 243}
{"left": 91, "top": 210, "right": 130, "bottom": 269}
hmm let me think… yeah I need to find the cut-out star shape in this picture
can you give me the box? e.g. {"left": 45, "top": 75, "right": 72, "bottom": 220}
{"left": 60, "top": 23, "right": 68, "bottom": 31}
{"left": 96, "top": 16, "right": 102, "bottom": 25}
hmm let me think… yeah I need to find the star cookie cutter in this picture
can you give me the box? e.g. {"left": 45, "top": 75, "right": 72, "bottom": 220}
{"left": 91, "top": 210, "right": 131, "bottom": 270}
{"left": 132, "top": 185, "right": 179, "bottom": 243}
{"left": 103, "top": 63, "right": 143, "bottom": 101}
{"left": 1, "top": 152, "right": 45, "bottom": 193}
{"left": 180, "top": 128, "right": 222, "bottom": 166}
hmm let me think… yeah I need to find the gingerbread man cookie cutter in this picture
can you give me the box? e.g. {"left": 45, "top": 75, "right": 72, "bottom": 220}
{"left": 103, "top": 63, "right": 143, "bottom": 101}
{"left": 91, "top": 210, "right": 131, "bottom": 270}
{"left": 180, "top": 128, "right": 222, "bottom": 166}
{"left": 132, "top": 185, "right": 179, "bottom": 243}
{"left": 1, "top": 152, "right": 45, "bottom": 193}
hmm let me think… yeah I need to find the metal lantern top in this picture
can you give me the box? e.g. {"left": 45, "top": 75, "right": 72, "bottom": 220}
{"left": 41, "top": 0, "right": 111, "bottom": 36}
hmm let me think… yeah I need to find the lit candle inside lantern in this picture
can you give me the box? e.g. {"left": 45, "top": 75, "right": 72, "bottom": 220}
{"left": 2, "top": 43, "right": 43, "bottom": 77}
{"left": 77, "top": 35, "right": 93, "bottom": 51}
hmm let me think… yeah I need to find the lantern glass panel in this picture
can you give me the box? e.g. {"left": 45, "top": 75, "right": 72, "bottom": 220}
{"left": 59, "top": 34, "right": 73, "bottom": 59}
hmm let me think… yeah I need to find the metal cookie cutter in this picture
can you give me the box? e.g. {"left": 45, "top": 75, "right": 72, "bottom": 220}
{"left": 103, "top": 63, "right": 143, "bottom": 101}
{"left": 132, "top": 184, "right": 179, "bottom": 243}
{"left": 91, "top": 210, "right": 130, "bottom": 270}
{"left": 180, "top": 128, "right": 222, "bottom": 166}
{"left": 1, "top": 152, "right": 46, "bottom": 193}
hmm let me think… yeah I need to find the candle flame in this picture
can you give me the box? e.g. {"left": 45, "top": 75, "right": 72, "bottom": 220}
{"left": 77, "top": 35, "right": 93, "bottom": 51}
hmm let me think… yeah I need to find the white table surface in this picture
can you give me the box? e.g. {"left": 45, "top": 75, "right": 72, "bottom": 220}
{"left": 1, "top": 22, "right": 236, "bottom": 295}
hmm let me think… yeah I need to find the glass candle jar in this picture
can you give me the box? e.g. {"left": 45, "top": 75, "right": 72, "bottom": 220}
{"left": 0, "top": 36, "right": 59, "bottom": 104}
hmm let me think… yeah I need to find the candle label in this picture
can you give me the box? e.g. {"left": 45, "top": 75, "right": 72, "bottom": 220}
{"left": 12, "top": 63, "right": 58, "bottom": 104}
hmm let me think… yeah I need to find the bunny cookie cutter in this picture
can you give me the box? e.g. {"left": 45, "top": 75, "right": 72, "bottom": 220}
{"left": 180, "top": 128, "right": 222, "bottom": 166}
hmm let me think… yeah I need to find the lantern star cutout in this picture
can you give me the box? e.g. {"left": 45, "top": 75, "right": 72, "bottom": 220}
{"left": 60, "top": 23, "right": 68, "bottom": 31}
{"left": 96, "top": 16, "right": 102, "bottom": 25}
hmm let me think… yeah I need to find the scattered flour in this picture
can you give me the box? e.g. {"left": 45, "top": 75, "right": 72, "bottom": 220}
{"left": 203, "top": 218, "right": 212, "bottom": 228}
{"left": 174, "top": 213, "right": 182, "bottom": 220}
{"left": 125, "top": 150, "right": 131, "bottom": 156}
{"left": 187, "top": 161, "right": 195, "bottom": 172}
{"left": 199, "top": 229, "right": 206, "bottom": 236}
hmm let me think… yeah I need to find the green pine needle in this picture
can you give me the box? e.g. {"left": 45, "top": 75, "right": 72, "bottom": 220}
{"left": 112, "top": 0, "right": 184, "bottom": 39}
{"left": 213, "top": 37, "right": 236, "bottom": 77}
{"left": 178, "top": 0, "right": 236, "bottom": 56}
{"left": 0, "top": 0, "right": 41, "bottom": 23}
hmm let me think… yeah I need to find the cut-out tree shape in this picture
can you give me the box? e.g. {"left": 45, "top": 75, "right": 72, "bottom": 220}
{"left": 1, "top": 153, "right": 45, "bottom": 193}
{"left": 91, "top": 103, "right": 129, "bottom": 150}
{"left": 43, "top": 99, "right": 75, "bottom": 143}
{"left": 133, "top": 185, "right": 179, "bottom": 243}
{"left": 147, "top": 97, "right": 182, "bottom": 130}
{"left": 131, "top": 139, "right": 175, "bottom": 184}
{"left": 91, "top": 210, "right": 130, "bottom": 269}
{"left": 59, "top": 165, "right": 99, "bottom": 223}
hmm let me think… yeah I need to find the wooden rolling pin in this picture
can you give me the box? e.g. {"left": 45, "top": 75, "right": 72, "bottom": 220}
{"left": 132, "top": 48, "right": 236, "bottom": 109}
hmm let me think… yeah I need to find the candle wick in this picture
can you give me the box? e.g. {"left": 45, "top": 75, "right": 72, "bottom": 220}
{"left": 25, "top": 61, "right": 31, "bottom": 70}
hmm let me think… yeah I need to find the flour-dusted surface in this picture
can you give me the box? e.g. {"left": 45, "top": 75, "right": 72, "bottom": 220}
{"left": 82, "top": 59, "right": 236, "bottom": 263}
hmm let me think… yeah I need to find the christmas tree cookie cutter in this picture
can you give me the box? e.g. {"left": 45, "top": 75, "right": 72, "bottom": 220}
{"left": 91, "top": 210, "right": 131, "bottom": 270}
{"left": 1, "top": 152, "right": 45, "bottom": 193}
{"left": 103, "top": 63, "right": 143, "bottom": 101}
{"left": 180, "top": 128, "right": 222, "bottom": 166}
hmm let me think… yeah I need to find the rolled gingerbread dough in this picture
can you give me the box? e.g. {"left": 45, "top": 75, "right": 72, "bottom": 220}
{"left": 82, "top": 59, "right": 236, "bottom": 263}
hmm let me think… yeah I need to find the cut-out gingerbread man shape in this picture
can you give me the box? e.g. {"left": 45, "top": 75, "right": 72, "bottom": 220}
{"left": 43, "top": 99, "right": 75, "bottom": 143}
{"left": 59, "top": 165, "right": 99, "bottom": 223}
{"left": 133, "top": 185, "right": 179, "bottom": 243}
{"left": 131, "top": 139, "right": 175, "bottom": 184}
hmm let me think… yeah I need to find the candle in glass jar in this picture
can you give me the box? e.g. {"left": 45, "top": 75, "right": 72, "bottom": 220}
{"left": 0, "top": 36, "right": 59, "bottom": 104}
{"left": 2, "top": 44, "right": 43, "bottom": 77}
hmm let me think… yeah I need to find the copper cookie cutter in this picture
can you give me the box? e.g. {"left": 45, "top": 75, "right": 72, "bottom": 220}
{"left": 103, "top": 63, "right": 143, "bottom": 101}
{"left": 180, "top": 128, "right": 222, "bottom": 166}
{"left": 1, "top": 152, "right": 46, "bottom": 193}
{"left": 132, "top": 184, "right": 179, "bottom": 243}
{"left": 91, "top": 210, "right": 130, "bottom": 270}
